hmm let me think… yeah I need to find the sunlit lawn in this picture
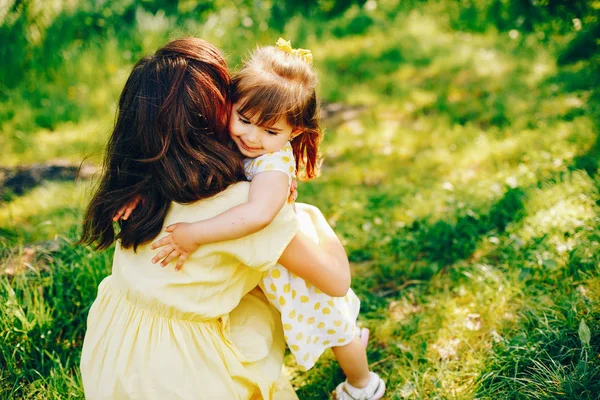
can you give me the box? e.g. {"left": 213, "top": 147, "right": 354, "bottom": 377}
{"left": 1, "top": 4, "right": 599, "bottom": 400}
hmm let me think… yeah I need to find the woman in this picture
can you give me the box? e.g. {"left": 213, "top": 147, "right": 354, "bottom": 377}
{"left": 78, "top": 38, "right": 351, "bottom": 399}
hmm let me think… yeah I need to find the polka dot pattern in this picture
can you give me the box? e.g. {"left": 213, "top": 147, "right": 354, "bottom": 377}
{"left": 243, "top": 141, "right": 296, "bottom": 186}
{"left": 251, "top": 195, "right": 361, "bottom": 371}
{"left": 261, "top": 261, "right": 360, "bottom": 371}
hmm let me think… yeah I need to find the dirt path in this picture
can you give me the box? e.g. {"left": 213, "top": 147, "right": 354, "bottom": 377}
{"left": 0, "top": 162, "right": 98, "bottom": 200}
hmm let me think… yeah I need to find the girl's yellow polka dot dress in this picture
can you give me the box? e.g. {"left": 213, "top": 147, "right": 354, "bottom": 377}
{"left": 244, "top": 142, "right": 361, "bottom": 370}
{"left": 243, "top": 142, "right": 297, "bottom": 184}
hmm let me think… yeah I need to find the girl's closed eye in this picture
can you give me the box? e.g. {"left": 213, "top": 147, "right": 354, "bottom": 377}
{"left": 238, "top": 116, "right": 251, "bottom": 124}
{"left": 265, "top": 126, "right": 282, "bottom": 136}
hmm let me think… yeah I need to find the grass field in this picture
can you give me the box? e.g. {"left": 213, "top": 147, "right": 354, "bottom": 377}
{"left": 1, "top": 1, "right": 599, "bottom": 398}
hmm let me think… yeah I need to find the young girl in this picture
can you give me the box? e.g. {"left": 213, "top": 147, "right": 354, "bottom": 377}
{"left": 149, "top": 38, "right": 385, "bottom": 399}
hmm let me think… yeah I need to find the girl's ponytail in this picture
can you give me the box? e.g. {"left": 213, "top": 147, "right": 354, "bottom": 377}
{"left": 292, "top": 126, "right": 322, "bottom": 180}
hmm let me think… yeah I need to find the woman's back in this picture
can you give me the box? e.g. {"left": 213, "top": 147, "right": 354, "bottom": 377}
{"left": 81, "top": 182, "right": 300, "bottom": 399}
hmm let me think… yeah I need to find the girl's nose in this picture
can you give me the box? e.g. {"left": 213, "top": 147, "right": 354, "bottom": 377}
{"left": 246, "top": 127, "right": 260, "bottom": 144}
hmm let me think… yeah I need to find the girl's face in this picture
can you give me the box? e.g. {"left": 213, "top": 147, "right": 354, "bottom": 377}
{"left": 229, "top": 101, "right": 295, "bottom": 158}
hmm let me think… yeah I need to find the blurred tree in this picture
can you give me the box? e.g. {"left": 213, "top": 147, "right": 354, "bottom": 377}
{"left": 269, "top": 0, "right": 369, "bottom": 30}
{"left": 450, "top": 0, "right": 595, "bottom": 33}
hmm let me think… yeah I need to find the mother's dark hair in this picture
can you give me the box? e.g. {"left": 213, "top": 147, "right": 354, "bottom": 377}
{"left": 80, "top": 38, "right": 245, "bottom": 250}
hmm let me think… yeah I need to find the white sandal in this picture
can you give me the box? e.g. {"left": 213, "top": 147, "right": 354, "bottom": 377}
{"left": 335, "top": 371, "right": 386, "bottom": 400}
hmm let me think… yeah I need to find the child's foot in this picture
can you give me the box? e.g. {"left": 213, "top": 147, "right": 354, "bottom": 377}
{"left": 358, "top": 327, "right": 370, "bottom": 348}
{"left": 335, "top": 371, "right": 386, "bottom": 400}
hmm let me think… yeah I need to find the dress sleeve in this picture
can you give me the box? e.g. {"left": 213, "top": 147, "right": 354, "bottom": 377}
{"left": 245, "top": 143, "right": 296, "bottom": 185}
{"left": 227, "top": 202, "right": 300, "bottom": 272}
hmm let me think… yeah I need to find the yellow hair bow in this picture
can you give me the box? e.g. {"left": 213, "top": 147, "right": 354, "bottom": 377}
{"left": 275, "top": 37, "right": 313, "bottom": 64}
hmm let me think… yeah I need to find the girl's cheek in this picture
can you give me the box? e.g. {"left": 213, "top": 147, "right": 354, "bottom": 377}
{"left": 229, "top": 122, "right": 240, "bottom": 136}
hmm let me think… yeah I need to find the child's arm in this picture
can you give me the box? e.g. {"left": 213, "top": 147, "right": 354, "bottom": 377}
{"left": 188, "top": 171, "right": 290, "bottom": 240}
{"left": 151, "top": 171, "right": 290, "bottom": 269}
{"left": 112, "top": 179, "right": 297, "bottom": 222}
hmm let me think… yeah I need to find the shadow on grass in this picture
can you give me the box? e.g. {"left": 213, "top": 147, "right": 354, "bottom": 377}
{"left": 294, "top": 187, "right": 528, "bottom": 399}
{"left": 361, "top": 187, "right": 527, "bottom": 294}
{"left": 409, "top": 187, "right": 525, "bottom": 267}
{"left": 473, "top": 150, "right": 600, "bottom": 398}
{"left": 474, "top": 25, "right": 600, "bottom": 398}
{"left": 0, "top": 164, "right": 87, "bottom": 202}
{"left": 471, "top": 158, "right": 600, "bottom": 398}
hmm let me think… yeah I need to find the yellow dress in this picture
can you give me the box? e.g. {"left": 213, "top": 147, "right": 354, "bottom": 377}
{"left": 243, "top": 143, "right": 361, "bottom": 370}
{"left": 80, "top": 182, "right": 301, "bottom": 400}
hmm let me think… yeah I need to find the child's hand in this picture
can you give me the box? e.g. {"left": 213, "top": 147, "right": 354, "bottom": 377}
{"left": 113, "top": 196, "right": 142, "bottom": 221}
{"left": 150, "top": 223, "right": 200, "bottom": 270}
{"left": 288, "top": 178, "right": 298, "bottom": 203}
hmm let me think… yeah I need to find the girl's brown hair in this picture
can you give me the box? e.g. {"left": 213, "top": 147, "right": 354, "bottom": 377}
{"left": 232, "top": 45, "right": 323, "bottom": 180}
{"left": 80, "top": 38, "right": 245, "bottom": 251}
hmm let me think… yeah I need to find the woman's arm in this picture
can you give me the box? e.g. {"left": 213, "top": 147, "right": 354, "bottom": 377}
{"left": 278, "top": 224, "right": 351, "bottom": 298}
{"left": 151, "top": 171, "right": 289, "bottom": 269}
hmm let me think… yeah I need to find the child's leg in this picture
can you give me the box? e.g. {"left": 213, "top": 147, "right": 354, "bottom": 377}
{"left": 332, "top": 336, "right": 371, "bottom": 388}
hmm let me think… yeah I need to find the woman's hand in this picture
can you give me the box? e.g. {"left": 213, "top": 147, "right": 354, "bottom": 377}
{"left": 150, "top": 223, "right": 201, "bottom": 270}
{"left": 113, "top": 196, "right": 142, "bottom": 221}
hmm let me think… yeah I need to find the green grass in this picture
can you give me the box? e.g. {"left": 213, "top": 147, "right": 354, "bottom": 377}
{"left": 1, "top": 0, "right": 600, "bottom": 398}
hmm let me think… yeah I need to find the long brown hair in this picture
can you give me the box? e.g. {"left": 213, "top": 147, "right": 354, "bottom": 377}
{"left": 232, "top": 45, "right": 323, "bottom": 180}
{"left": 80, "top": 38, "right": 245, "bottom": 251}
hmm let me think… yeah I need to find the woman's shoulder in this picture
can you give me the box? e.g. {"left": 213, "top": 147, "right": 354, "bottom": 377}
{"left": 217, "top": 181, "right": 251, "bottom": 197}
{"left": 169, "top": 182, "right": 250, "bottom": 222}
{"left": 196, "top": 181, "right": 251, "bottom": 207}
